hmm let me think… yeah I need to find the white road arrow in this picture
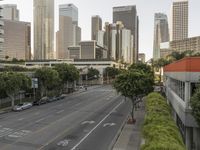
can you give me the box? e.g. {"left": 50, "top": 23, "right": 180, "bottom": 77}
{"left": 57, "top": 139, "right": 70, "bottom": 147}
{"left": 81, "top": 121, "right": 95, "bottom": 125}
{"left": 103, "top": 123, "right": 116, "bottom": 127}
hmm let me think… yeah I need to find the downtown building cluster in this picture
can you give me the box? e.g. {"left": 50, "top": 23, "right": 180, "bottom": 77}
{"left": 0, "top": 0, "right": 139, "bottom": 65}
{"left": 153, "top": 0, "right": 200, "bottom": 60}
{"left": 62, "top": 5, "right": 139, "bottom": 64}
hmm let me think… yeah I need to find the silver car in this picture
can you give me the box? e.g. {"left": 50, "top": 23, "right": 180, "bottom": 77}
{"left": 12, "top": 102, "right": 33, "bottom": 111}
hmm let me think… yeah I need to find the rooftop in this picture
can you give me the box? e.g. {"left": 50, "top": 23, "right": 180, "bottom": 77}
{"left": 164, "top": 57, "right": 200, "bottom": 72}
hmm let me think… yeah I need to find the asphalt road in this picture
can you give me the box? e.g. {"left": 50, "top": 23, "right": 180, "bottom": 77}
{"left": 0, "top": 85, "right": 131, "bottom": 150}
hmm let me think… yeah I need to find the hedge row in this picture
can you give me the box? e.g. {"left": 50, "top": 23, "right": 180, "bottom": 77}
{"left": 141, "top": 92, "right": 186, "bottom": 150}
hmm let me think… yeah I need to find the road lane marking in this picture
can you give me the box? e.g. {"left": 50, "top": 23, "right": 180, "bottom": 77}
{"left": 57, "top": 139, "right": 70, "bottom": 147}
{"left": 56, "top": 110, "right": 64, "bottom": 114}
{"left": 71, "top": 101, "right": 124, "bottom": 150}
{"left": 81, "top": 121, "right": 95, "bottom": 125}
{"left": 18, "top": 118, "right": 24, "bottom": 121}
{"left": 103, "top": 123, "right": 116, "bottom": 127}
{"left": 0, "top": 128, "right": 13, "bottom": 137}
{"left": 8, "top": 130, "right": 31, "bottom": 138}
{"left": 35, "top": 118, "right": 45, "bottom": 123}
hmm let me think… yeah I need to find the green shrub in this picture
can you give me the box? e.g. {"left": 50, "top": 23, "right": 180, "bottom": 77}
{"left": 141, "top": 92, "right": 185, "bottom": 150}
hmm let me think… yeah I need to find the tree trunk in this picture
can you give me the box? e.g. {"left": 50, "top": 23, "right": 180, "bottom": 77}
{"left": 7, "top": 94, "right": 15, "bottom": 107}
{"left": 159, "top": 67, "right": 162, "bottom": 84}
{"left": 131, "top": 98, "right": 135, "bottom": 122}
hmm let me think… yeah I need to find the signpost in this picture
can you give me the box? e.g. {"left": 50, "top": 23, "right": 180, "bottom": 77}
{"left": 31, "top": 78, "right": 38, "bottom": 101}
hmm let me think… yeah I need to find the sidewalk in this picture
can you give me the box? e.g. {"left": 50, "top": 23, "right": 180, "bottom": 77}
{"left": 113, "top": 101, "right": 145, "bottom": 150}
{"left": 0, "top": 107, "right": 12, "bottom": 115}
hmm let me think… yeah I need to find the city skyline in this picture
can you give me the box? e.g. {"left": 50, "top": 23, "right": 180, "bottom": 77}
{"left": 0, "top": 0, "right": 200, "bottom": 61}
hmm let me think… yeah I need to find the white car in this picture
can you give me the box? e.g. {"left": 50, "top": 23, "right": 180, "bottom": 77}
{"left": 12, "top": 102, "right": 33, "bottom": 111}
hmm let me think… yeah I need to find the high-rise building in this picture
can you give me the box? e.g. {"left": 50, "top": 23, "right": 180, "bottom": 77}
{"left": 170, "top": 36, "right": 200, "bottom": 54}
{"left": 153, "top": 13, "right": 169, "bottom": 60}
{"left": 0, "top": 5, "right": 4, "bottom": 60}
{"left": 2, "top": 19, "right": 31, "bottom": 60}
{"left": 104, "top": 21, "right": 133, "bottom": 64}
{"left": 171, "top": 0, "right": 188, "bottom": 41}
{"left": 33, "top": 0, "right": 54, "bottom": 60}
{"left": 59, "top": 4, "right": 78, "bottom": 25}
{"left": 0, "top": 4, "right": 19, "bottom": 21}
{"left": 113, "top": 5, "right": 139, "bottom": 63}
{"left": 57, "top": 4, "right": 81, "bottom": 59}
{"left": 91, "top": 15, "right": 102, "bottom": 40}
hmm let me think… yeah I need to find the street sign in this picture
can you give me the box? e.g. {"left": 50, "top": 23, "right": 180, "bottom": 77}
{"left": 31, "top": 78, "right": 38, "bottom": 89}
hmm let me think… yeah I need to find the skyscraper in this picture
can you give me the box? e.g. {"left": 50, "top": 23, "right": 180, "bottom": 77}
{"left": 59, "top": 4, "right": 78, "bottom": 25}
{"left": 153, "top": 13, "right": 169, "bottom": 60}
{"left": 0, "top": 4, "right": 19, "bottom": 21}
{"left": 57, "top": 4, "right": 81, "bottom": 59}
{"left": 91, "top": 15, "right": 102, "bottom": 40}
{"left": 171, "top": 0, "right": 188, "bottom": 41}
{"left": 2, "top": 20, "right": 31, "bottom": 60}
{"left": 113, "top": 5, "right": 139, "bottom": 63}
{"left": 0, "top": 5, "right": 4, "bottom": 60}
{"left": 33, "top": 0, "right": 54, "bottom": 60}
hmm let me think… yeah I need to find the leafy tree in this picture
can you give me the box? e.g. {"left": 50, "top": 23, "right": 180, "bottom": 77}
{"left": 5, "top": 55, "right": 9, "bottom": 60}
{"left": 113, "top": 69, "right": 154, "bottom": 121}
{"left": 167, "top": 50, "right": 197, "bottom": 62}
{"left": 104, "top": 67, "right": 120, "bottom": 79}
{"left": 35, "top": 68, "right": 61, "bottom": 97}
{"left": 87, "top": 67, "right": 100, "bottom": 80}
{"left": 191, "top": 87, "right": 200, "bottom": 126}
{"left": 153, "top": 58, "right": 170, "bottom": 83}
{"left": 12, "top": 58, "right": 18, "bottom": 63}
{"left": 54, "top": 63, "right": 79, "bottom": 91}
{"left": 129, "top": 62, "right": 154, "bottom": 75}
{"left": 0, "top": 72, "right": 31, "bottom": 107}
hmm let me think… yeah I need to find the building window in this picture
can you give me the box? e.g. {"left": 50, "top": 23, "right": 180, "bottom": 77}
{"left": 169, "top": 78, "right": 185, "bottom": 101}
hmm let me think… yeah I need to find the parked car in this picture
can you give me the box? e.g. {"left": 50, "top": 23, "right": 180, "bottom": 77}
{"left": 33, "top": 96, "right": 49, "bottom": 105}
{"left": 47, "top": 96, "right": 57, "bottom": 103}
{"left": 59, "top": 94, "right": 66, "bottom": 100}
{"left": 12, "top": 102, "right": 32, "bottom": 111}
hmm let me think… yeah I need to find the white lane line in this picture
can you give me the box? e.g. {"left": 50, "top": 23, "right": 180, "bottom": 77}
{"left": 81, "top": 121, "right": 95, "bottom": 125}
{"left": 35, "top": 118, "right": 45, "bottom": 123}
{"left": 71, "top": 101, "right": 123, "bottom": 150}
{"left": 103, "top": 123, "right": 116, "bottom": 127}
{"left": 18, "top": 118, "right": 24, "bottom": 121}
{"left": 0, "top": 128, "right": 13, "bottom": 137}
{"left": 56, "top": 110, "right": 64, "bottom": 114}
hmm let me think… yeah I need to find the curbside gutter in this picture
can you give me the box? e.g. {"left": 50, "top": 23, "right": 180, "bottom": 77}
{"left": 108, "top": 110, "right": 130, "bottom": 150}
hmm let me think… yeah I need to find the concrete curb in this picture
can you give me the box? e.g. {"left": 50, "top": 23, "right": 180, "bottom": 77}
{"left": 108, "top": 109, "right": 130, "bottom": 150}
{"left": 0, "top": 108, "right": 11, "bottom": 115}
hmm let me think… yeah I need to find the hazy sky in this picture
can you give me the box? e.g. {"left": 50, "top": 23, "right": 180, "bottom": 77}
{"left": 1, "top": 0, "right": 200, "bottom": 60}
